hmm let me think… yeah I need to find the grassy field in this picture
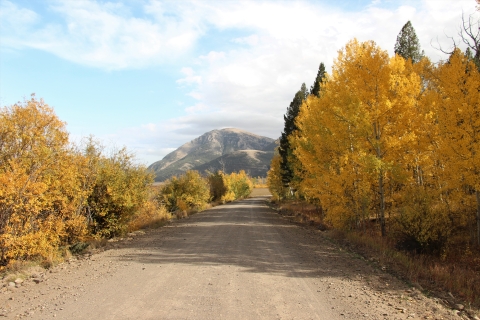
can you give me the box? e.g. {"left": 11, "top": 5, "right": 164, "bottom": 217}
{"left": 250, "top": 187, "right": 271, "bottom": 197}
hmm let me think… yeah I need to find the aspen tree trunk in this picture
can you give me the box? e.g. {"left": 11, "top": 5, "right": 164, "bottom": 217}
{"left": 374, "top": 122, "right": 386, "bottom": 237}
{"left": 476, "top": 190, "right": 480, "bottom": 246}
{"left": 379, "top": 172, "right": 386, "bottom": 237}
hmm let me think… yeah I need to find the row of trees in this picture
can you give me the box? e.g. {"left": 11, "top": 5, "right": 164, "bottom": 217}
{"left": 0, "top": 96, "right": 155, "bottom": 267}
{"left": 0, "top": 96, "right": 256, "bottom": 268}
{"left": 269, "top": 18, "right": 480, "bottom": 253}
{"left": 159, "top": 170, "right": 253, "bottom": 213}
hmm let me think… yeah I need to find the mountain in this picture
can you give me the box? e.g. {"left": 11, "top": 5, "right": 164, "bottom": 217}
{"left": 148, "top": 128, "right": 276, "bottom": 182}
{"left": 193, "top": 149, "right": 274, "bottom": 178}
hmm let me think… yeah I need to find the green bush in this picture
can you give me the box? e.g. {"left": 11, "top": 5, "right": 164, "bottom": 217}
{"left": 207, "top": 170, "right": 253, "bottom": 203}
{"left": 208, "top": 171, "right": 227, "bottom": 202}
{"left": 86, "top": 147, "right": 153, "bottom": 238}
{"left": 393, "top": 185, "right": 455, "bottom": 255}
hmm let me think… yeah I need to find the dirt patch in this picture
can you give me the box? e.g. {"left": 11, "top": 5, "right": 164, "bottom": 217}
{"left": 0, "top": 197, "right": 467, "bottom": 319}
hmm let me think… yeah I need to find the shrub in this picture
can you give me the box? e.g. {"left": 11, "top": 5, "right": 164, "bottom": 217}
{"left": 393, "top": 185, "right": 456, "bottom": 255}
{"left": 208, "top": 171, "right": 227, "bottom": 202}
{"left": 158, "top": 170, "right": 210, "bottom": 212}
{"left": 208, "top": 170, "right": 253, "bottom": 203}
{"left": 128, "top": 199, "right": 171, "bottom": 231}
{"left": 0, "top": 96, "right": 88, "bottom": 267}
{"left": 221, "top": 170, "right": 253, "bottom": 202}
{"left": 85, "top": 147, "right": 153, "bottom": 238}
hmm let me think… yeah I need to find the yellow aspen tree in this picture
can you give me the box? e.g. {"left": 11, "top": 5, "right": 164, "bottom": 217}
{"left": 267, "top": 154, "right": 288, "bottom": 200}
{"left": 341, "top": 40, "right": 421, "bottom": 236}
{"left": 294, "top": 39, "right": 422, "bottom": 235}
{"left": 293, "top": 78, "right": 373, "bottom": 230}
{"left": 390, "top": 57, "right": 459, "bottom": 253}
{"left": 435, "top": 49, "right": 480, "bottom": 244}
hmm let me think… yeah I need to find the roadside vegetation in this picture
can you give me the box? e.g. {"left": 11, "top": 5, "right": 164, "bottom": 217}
{"left": 0, "top": 96, "right": 256, "bottom": 273}
{"left": 268, "top": 17, "right": 480, "bottom": 306}
{"left": 159, "top": 169, "right": 253, "bottom": 218}
{"left": 0, "top": 96, "right": 165, "bottom": 271}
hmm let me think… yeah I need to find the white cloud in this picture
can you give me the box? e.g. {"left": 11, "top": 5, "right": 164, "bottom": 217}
{"left": 199, "top": 51, "right": 226, "bottom": 63}
{"left": 232, "top": 35, "right": 259, "bottom": 46}
{"left": 138, "top": 0, "right": 476, "bottom": 164}
{"left": 1, "top": 0, "right": 205, "bottom": 69}
{"left": 185, "top": 103, "right": 210, "bottom": 114}
{"left": 176, "top": 67, "right": 202, "bottom": 85}
{"left": 3, "top": 0, "right": 476, "bottom": 71}
{"left": 2, "top": 0, "right": 478, "bottom": 165}
{"left": 142, "top": 123, "right": 158, "bottom": 132}
{"left": 0, "top": 1, "right": 39, "bottom": 48}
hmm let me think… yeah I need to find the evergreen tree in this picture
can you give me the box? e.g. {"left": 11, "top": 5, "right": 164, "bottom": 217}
{"left": 279, "top": 83, "right": 307, "bottom": 190}
{"left": 310, "top": 62, "right": 326, "bottom": 97}
{"left": 394, "top": 21, "right": 424, "bottom": 63}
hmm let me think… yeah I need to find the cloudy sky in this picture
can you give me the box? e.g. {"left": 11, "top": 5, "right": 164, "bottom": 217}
{"left": 0, "top": 0, "right": 478, "bottom": 165}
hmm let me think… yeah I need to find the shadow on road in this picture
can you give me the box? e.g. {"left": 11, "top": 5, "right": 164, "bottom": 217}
{"left": 113, "top": 197, "right": 386, "bottom": 288}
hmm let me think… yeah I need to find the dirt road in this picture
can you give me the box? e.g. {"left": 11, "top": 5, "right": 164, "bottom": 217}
{"left": 1, "top": 197, "right": 460, "bottom": 319}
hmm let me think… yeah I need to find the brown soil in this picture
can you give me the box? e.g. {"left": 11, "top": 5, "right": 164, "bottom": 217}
{"left": 0, "top": 197, "right": 466, "bottom": 319}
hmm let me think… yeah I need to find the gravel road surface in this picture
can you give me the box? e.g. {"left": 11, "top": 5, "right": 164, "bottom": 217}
{"left": 0, "top": 197, "right": 461, "bottom": 319}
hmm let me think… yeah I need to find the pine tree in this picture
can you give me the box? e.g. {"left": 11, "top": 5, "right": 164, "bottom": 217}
{"left": 310, "top": 62, "right": 326, "bottom": 97}
{"left": 394, "top": 21, "right": 424, "bottom": 63}
{"left": 279, "top": 83, "right": 307, "bottom": 191}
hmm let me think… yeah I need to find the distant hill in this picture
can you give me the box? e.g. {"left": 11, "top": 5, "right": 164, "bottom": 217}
{"left": 148, "top": 128, "right": 277, "bottom": 182}
{"left": 193, "top": 149, "right": 274, "bottom": 178}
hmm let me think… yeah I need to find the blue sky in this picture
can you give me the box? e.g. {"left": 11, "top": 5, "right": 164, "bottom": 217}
{"left": 1, "top": 0, "right": 478, "bottom": 165}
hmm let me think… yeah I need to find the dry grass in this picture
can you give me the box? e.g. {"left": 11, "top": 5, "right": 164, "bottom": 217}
{"left": 254, "top": 183, "right": 268, "bottom": 188}
{"left": 333, "top": 231, "right": 480, "bottom": 307}
{"left": 0, "top": 260, "right": 44, "bottom": 281}
{"left": 272, "top": 199, "right": 480, "bottom": 309}
{"left": 249, "top": 187, "right": 272, "bottom": 197}
{"left": 128, "top": 202, "right": 171, "bottom": 231}
{"left": 275, "top": 201, "right": 327, "bottom": 229}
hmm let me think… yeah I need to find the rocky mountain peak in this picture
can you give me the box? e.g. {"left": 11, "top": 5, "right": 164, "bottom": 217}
{"left": 148, "top": 128, "right": 276, "bottom": 181}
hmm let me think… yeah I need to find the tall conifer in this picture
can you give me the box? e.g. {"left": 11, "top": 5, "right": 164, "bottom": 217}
{"left": 279, "top": 83, "right": 307, "bottom": 190}
{"left": 394, "top": 21, "right": 423, "bottom": 63}
{"left": 310, "top": 62, "right": 326, "bottom": 97}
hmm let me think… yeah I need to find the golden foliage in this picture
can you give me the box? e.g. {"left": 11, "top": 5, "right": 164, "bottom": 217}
{"left": 0, "top": 96, "right": 156, "bottom": 268}
{"left": 0, "top": 96, "right": 88, "bottom": 265}
{"left": 208, "top": 170, "right": 254, "bottom": 203}
{"left": 158, "top": 170, "right": 211, "bottom": 212}
{"left": 220, "top": 170, "right": 253, "bottom": 203}
{"left": 85, "top": 144, "right": 154, "bottom": 238}
{"left": 127, "top": 197, "right": 171, "bottom": 232}
{"left": 290, "top": 39, "right": 480, "bottom": 252}
{"left": 294, "top": 40, "right": 422, "bottom": 233}
{"left": 267, "top": 154, "right": 288, "bottom": 200}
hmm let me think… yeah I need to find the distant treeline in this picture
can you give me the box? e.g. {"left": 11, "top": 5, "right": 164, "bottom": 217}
{"left": 268, "top": 20, "right": 480, "bottom": 255}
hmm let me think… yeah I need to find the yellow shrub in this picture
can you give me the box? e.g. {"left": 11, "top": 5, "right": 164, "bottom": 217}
{"left": 221, "top": 191, "right": 236, "bottom": 203}
{"left": 128, "top": 200, "right": 171, "bottom": 231}
{"left": 0, "top": 96, "right": 88, "bottom": 266}
{"left": 209, "top": 170, "right": 253, "bottom": 203}
{"left": 267, "top": 155, "right": 288, "bottom": 200}
{"left": 158, "top": 170, "right": 211, "bottom": 212}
